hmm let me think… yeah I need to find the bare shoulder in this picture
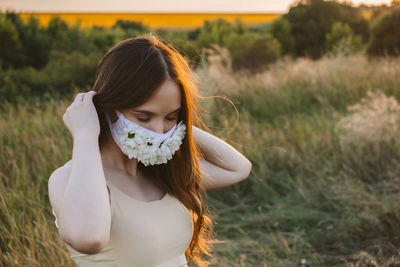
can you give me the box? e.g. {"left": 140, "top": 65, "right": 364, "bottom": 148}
{"left": 48, "top": 160, "right": 72, "bottom": 216}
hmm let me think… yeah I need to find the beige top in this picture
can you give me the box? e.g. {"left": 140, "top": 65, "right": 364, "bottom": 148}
{"left": 52, "top": 177, "right": 194, "bottom": 267}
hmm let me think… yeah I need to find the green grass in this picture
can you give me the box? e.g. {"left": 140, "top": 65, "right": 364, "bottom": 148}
{"left": 1, "top": 54, "right": 400, "bottom": 266}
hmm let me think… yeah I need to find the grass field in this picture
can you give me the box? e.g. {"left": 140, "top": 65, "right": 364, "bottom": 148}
{"left": 1, "top": 52, "right": 400, "bottom": 266}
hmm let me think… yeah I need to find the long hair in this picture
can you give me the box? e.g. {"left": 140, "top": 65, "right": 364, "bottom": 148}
{"left": 91, "top": 33, "right": 218, "bottom": 266}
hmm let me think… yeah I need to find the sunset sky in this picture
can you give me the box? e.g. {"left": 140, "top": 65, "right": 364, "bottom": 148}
{"left": 0, "top": 0, "right": 392, "bottom": 13}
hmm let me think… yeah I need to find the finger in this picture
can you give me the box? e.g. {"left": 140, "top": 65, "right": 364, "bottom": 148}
{"left": 83, "top": 91, "right": 97, "bottom": 102}
{"left": 74, "top": 93, "right": 82, "bottom": 100}
{"left": 74, "top": 93, "right": 84, "bottom": 102}
{"left": 87, "top": 90, "right": 97, "bottom": 96}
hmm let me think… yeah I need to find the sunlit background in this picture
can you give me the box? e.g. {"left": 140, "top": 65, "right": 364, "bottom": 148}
{"left": 0, "top": 0, "right": 399, "bottom": 266}
{"left": 0, "top": 0, "right": 393, "bottom": 12}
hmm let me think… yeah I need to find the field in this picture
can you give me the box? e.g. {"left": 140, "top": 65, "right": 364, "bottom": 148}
{"left": 1, "top": 52, "right": 400, "bottom": 266}
{"left": 17, "top": 12, "right": 281, "bottom": 29}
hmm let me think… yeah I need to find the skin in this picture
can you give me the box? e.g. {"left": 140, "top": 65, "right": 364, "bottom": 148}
{"left": 48, "top": 77, "right": 252, "bottom": 255}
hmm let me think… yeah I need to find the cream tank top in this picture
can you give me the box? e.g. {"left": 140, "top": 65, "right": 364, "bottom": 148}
{"left": 52, "top": 162, "right": 194, "bottom": 267}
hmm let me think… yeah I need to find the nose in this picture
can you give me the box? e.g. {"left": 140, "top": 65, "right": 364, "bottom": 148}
{"left": 149, "top": 120, "right": 166, "bottom": 135}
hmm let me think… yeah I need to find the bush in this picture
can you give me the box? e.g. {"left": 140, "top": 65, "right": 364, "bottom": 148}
{"left": 225, "top": 32, "right": 280, "bottom": 71}
{"left": 325, "top": 21, "right": 364, "bottom": 56}
{"left": 195, "top": 18, "right": 247, "bottom": 51}
{"left": 0, "top": 50, "right": 102, "bottom": 103}
{"left": 336, "top": 90, "right": 400, "bottom": 183}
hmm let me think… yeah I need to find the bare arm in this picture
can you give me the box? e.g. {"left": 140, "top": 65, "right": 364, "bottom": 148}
{"left": 48, "top": 91, "right": 110, "bottom": 254}
{"left": 61, "top": 134, "right": 110, "bottom": 253}
{"left": 192, "top": 126, "right": 252, "bottom": 190}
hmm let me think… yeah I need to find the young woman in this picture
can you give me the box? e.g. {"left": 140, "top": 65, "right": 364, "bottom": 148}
{"left": 48, "top": 33, "right": 252, "bottom": 267}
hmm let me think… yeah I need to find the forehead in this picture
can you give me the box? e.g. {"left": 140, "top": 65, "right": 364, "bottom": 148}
{"left": 135, "top": 79, "right": 181, "bottom": 111}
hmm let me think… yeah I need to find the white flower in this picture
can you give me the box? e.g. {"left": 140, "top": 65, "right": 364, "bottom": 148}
{"left": 113, "top": 120, "right": 186, "bottom": 166}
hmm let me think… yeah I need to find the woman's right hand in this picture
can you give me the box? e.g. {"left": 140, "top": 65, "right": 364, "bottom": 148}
{"left": 63, "top": 91, "right": 100, "bottom": 140}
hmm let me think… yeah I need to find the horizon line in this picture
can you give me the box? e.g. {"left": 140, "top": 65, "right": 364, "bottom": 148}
{"left": 0, "top": 9, "right": 285, "bottom": 14}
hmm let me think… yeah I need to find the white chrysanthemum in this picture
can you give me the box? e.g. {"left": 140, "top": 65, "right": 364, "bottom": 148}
{"left": 109, "top": 115, "right": 186, "bottom": 166}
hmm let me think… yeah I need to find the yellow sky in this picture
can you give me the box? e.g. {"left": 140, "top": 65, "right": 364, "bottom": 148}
{"left": 0, "top": 0, "right": 393, "bottom": 13}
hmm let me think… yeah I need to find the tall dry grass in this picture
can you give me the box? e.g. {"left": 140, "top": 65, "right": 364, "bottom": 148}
{"left": 1, "top": 52, "right": 400, "bottom": 266}
{"left": 0, "top": 99, "right": 75, "bottom": 266}
{"left": 194, "top": 50, "right": 400, "bottom": 266}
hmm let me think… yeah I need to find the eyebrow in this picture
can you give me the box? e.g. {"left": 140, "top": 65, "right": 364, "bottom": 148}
{"left": 133, "top": 106, "right": 181, "bottom": 116}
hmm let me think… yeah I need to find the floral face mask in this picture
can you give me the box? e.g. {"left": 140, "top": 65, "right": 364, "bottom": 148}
{"left": 106, "top": 110, "right": 186, "bottom": 166}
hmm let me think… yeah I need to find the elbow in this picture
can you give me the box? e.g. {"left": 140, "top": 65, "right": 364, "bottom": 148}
{"left": 61, "top": 229, "right": 109, "bottom": 254}
{"left": 76, "top": 239, "right": 106, "bottom": 255}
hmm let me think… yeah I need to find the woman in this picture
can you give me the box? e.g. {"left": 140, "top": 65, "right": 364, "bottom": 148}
{"left": 48, "top": 33, "right": 252, "bottom": 267}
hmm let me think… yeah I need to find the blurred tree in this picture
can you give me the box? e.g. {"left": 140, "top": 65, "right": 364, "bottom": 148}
{"left": 283, "top": 0, "right": 368, "bottom": 59}
{"left": 4, "top": 12, "right": 50, "bottom": 69}
{"left": 0, "top": 15, "right": 26, "bottom": 69}
{"left": 113, "top": 19, "right": 148, "bottom": 31}
{"left": 154, "top": 30, "right": 201, "bottom": 66}
{"left": 46, "top": 17, "right": 96, "bottom": 54}
{"left": 232, "top": 18, "right": 248, "bottom": 35}
{"left": 367, "top": 8, "right": 400, "bottom": 56}
{"left": 45, "top": 16, "right": 70, "bottom": 50}
{"left": 112, "top": 19, "right": 150, "bottom": 38}
{"left": 46, "top": 16, "right": 68, "bottom": 39}
{"left": 195, "top": 18, "right": 234, "bottom": 49}
{"left": 269, "top": 17, "right": 295, "bottom": 56}
{"left": 194, "top": 17, "right": 252, "bottom": 67}
{"left": 22, "top": 16, "right": 50, "bottom": 69}
{"left": 187, "top": 27, "right": 201, "bottom": 41}
{"left": 87, "top": 26, "right": 125, "bottom": 52}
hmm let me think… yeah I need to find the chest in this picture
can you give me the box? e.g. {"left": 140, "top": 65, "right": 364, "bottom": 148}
{"left": 106, "top": 181, "right": 194, "bottom": 265}
{"left": 103, "top": 168, "right": 166, "bottom": 202}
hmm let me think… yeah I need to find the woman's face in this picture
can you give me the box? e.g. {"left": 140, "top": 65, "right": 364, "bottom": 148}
{"left": 121, "top": 79, "right": 182, "bottom": 134}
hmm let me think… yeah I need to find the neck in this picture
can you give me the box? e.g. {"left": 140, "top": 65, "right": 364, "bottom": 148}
{"left": 100, "top": 130, "right": 140, "bottom": 178}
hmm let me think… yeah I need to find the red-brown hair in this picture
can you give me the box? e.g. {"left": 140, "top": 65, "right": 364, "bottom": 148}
{"left": 91, "top": 33, "right": 218, "bottom": 266}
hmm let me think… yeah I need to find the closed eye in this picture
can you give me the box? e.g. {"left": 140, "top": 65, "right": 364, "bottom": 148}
{"left": 138, "top": 117, "right": 176, "bottom": 122}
